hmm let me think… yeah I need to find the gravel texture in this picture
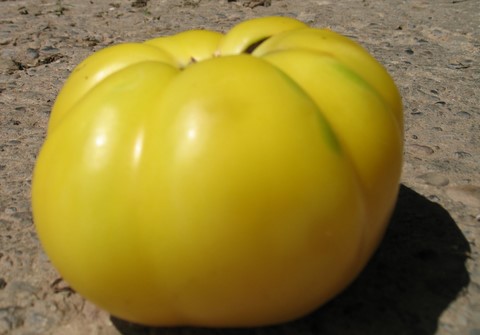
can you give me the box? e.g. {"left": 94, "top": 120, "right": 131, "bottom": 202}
{"left": 1, "top": 0, "right": 479, "bottom": 334}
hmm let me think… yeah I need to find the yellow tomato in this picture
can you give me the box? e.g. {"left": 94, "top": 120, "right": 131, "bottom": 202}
{"left": 32, "top": 16, "right": 403, "bottom": 327}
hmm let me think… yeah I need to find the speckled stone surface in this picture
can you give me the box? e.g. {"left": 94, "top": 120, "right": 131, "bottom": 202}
{"left": 0, "top": 1, "right": 479, "bottom": 334}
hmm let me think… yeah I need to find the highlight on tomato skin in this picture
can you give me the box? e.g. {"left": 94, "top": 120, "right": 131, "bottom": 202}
{"left": 32, "top": 16, "right": 403, "bottom": 328}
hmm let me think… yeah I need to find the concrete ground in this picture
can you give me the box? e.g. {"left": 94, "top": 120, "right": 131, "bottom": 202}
{"left": 0, "top": 0, "right": 479, "bottom": 334}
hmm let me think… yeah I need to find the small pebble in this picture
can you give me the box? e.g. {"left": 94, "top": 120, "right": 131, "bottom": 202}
{"left": 446, "top": 185, "right": 480, "bottom": 208}
{"left": 41, "top": 46, "right": 60, "bottom": 54}
{"left": 4, "top": 207, "right": 17, "bottom": 214}
{"left": 0, "top": 37, "right": 13, "bottom": 45}
{"left": 26, "top": 48, "right": 39, "bottom": 60}
{"left": 0, "top": 56, "right": 19, "bottom": 75}
{"left": 456, "top": 111, "right": 472, "bottom": 118}
{"left": 418, "top": 172, "right": 449, "bottom": 187}
{"left": 408, "top": 144, "right": 435, "bottom": 155}
{"left": 455, "top": 151, "right": 472, "bottom": 159}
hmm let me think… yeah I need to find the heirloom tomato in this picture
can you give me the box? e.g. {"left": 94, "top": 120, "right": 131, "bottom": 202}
{"left": 32, "top": 16, "right": 403, "bottom": 327}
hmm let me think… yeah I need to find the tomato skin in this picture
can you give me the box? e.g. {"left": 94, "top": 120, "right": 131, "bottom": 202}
{"left": 32, "top": 17, "right": 402, "bottom": 327}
